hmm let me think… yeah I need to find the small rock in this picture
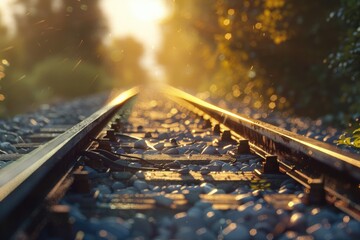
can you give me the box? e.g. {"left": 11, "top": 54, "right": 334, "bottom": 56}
{"left": 173, "top": 212, "right": 206, "bottom": 231}
{"left": 200, "top": 168, "right": 210, "bottom": 175}
{"left": 133, "top": 180, "right": 148, "bottom": 191}
{"left": 135, "top": 171, "right": 145, "bottom": 179}
{"left": 307, "top": 223, "right": 334, "bottom": 240}
{"left": 114, "top": 148, "right": 125, "bottom": 154}
{"left": 188, "top": 164, "right": 201, "bottom": 171}
{"left": 277, "top": 231, "right": 299, "bottom": 240}
{"left": 307, "top": 208, "right": 338, "bottom": 226}
{"left": 222, "top": 223, "right": 250, "bottom": 240}
{"left": 187, "top": 207, "right": 203, "bottom": 218}
{"left": 153, "top": 142, "right": 165, "bottom": 150}
{"left": 209, "top": 218, "right": 227, "bottom": 234}
{"left": 134, "top": 139, "right": 148, "bottom": 149}
{"left": 151, "top": 186, "right": 162, "bottom": 192}
{"left": 200, "top": 183, "right": 216, "bottom": 194}
{"left": 89, "top": 217, "right": 130, "bottom": 239}
{"left": 94, "top": 184, "right": 112, "bottom": 195}
{"left": 175, "top": 227, "right": 198, "bottom": 240}
{"left": 128, "top": 162, "right": 142, "bottom": 168}
{"left": 196, "top": 227, "right": 217, "bottom": 240}
{"left": 0, "top": 161, "right": 9, "bottom": 169}
{"left": 0, "top": 142, "right": 17, "bottom": 154}
{"left": 194, "top": 201, "right": 212, "bottom": 210}
{"left": 158, "top": 132, "right": 170, "bottom": 140}
{"left": 154, "top": 195, "right": 174, "bottom": 207}
{"left": 162, "top": 147, "right": 179, "bottom": 155}
{"left": 183, "top": 190, "right": 201, "bottom": 205}
{"left": 111, "top": 181, "right": 126, "bottom": 191}
{"left": 221, "top": 163, "right": 237, "bottom": 172}
{"left": 115, "top": 188, "right": 137, "bottom": 194}
{"left": 240, "top": 165, "right": 253, "bottom": 171}
{"left": 201, "top": 146, "right": 219, "bottom": 155}
{"left": 112, "top": 171, "right": 133, "bottom": 180}
{"left": 156, "top": 228, "right": 172, "bottom": 240}
{"left": 177, "top": 167, "right": 190, "bottom": 174}
{"left": 143, "top": 150, "right": 159, "bottom": 154}
{"left": 130, "top": 213, "right": 154, "bottom": 238}
{"left": 346, "top": 219, "right": 360, "bottom": 239}
{"left": 253, "top": 222, "right": 274, "bottom": 233}
{"left": 131, "top": 149, "right": 145, "bottom": 154}
{"left": 204, "top": 208, "right": 223, "bottom": 226}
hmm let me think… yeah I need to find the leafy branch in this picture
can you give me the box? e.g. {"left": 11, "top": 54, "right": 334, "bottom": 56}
{"left": 336, "top": 128, "right": 360, "bottom": 148}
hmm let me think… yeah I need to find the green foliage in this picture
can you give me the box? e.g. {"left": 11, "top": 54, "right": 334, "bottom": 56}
{"left": 30, "top": 56, "right": 110, "bottom": 100}
{"left": 1, "top": 74, "right": 36, "bottom": 116}
{"left": 157, "top": 0, "right": 219, "bottom": 89}
{"left": 15, "top": 0, "right": 107, "bottom": 70}
{"left": 1, "top": 0, "right": 149, "bottom": 116}
{"left": 336, "top": 128, "right": 360, "bottom": 149}
{"left": 0, "top": 12, "right": 11, "bottom": 116}
{"left": 0, "top": 0, "right": 128, "bottom": 116}
{"left": 328, "top": 0, "right": 360, "bottom": 119}
{"left": 102, "top": 37, "right": 148, "bottom": 87}
{"left": 158, "top": 0, "right": 359, "bottom": 122}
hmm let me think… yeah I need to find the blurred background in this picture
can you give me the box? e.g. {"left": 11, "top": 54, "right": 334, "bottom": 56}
{"left": 0, "top": 0, "right": 359, "bottom": 127}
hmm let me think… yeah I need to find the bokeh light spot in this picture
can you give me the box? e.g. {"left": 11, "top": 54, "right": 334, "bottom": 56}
{"left": 255, "top": 22, "right": 262, "bottom": 29}
{"left": 223, "top": 19, "right": 230, "bottom": 26}
{"left": 228, "top": 9, "right": 235, "bottom": 16}
{"left": 268, "top": 102, "right": 276, "bottom": 109}
{"left": 225, "top": 33, "right": 232, "bottom": 40}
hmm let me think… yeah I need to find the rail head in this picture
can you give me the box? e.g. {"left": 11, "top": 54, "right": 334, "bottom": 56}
{"left": 162, "top": 85, "right": 360, "bottom": 181}
{"left": 0, "top": 87, "right": 139, "bottom": 228}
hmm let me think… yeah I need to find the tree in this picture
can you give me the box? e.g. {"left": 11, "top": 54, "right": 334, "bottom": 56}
{"left": 58, "top": 0, "right": 107, "bottom": 64}
{"left": 103, "top": 37, "right": 148, "bottom": 87}
{"left": 157, "top": 0, "right": 358, "bottom": 121}
{"left": 214, "top": 0, "right": 344, "bottom": 116}
{"left": 0, "top": 13, "right": 9, "bottom": 115}
{"left": 30, "top": 57, "right": 110, "bottom": 100}
{"left": 0, "top": 0, "right": 110, "bottom": 115}
{"left": 14, "top": 0, "right": 107, "bottom": 70}
{"left": 157, "top": 0, "right": 219, "bottom": 89}
{"left": 328, "top": 0, "right": 360, "bottom": 120}
{"left": 0, "top": 12, "right": 34, "bottom": 116}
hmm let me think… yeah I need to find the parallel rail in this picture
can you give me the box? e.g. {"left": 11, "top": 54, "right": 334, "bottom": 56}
{"left": 164, "top": 86, "right": 360, "bottom": 178}
{"left": 0, "top": 85, "right": 359, "bottom": 238}
{"left": 163, "top": 85, "right": 360, "bottom": 217}
{"left": 0, "top": 87, "right": 139, "bottom": 238}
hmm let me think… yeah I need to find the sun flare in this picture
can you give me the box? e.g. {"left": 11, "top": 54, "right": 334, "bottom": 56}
{"left": 129, "top": 0, "right": 168, "bottom": 22}
{"left": 101, "top": 0, "right": 169, "bottom": 79}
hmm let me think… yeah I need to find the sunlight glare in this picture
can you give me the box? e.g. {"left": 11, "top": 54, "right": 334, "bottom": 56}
{"left": 101, "top": 0, "right": 169, "bottom": 81}
{"left": 129, "top": 0, "right": 167, "bottom": 22}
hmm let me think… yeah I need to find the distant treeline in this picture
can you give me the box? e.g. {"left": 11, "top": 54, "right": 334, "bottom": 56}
{"left": 0, "top": 0, "right": 148, "bottom": 116}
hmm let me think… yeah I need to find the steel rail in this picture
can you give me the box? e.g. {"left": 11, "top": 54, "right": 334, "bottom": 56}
{"left": 163, "top": 85, "right": 360, "bottom": 179}
{"left": 163, "top": 85, "right": 360, "bottom": 219}
{"left": 0, "top": 87, "right": 139, "bottom": 238}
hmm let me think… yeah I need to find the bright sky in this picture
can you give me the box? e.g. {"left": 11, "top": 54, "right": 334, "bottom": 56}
{"left": 0, "top": 0, "right": 169, "bottom": 78}
{"left": 100, "top": 0, "right": 169, "bottom": 78}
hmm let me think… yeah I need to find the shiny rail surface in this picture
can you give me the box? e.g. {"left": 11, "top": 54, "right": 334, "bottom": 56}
{"left": 163, "top": 86, "right": 360, "bottom": 177}
{"left": 163, "top": 85, "right": 360, "bottom": 218}
{"left": 0, "top": 87, "right": 139, "bottom": 238}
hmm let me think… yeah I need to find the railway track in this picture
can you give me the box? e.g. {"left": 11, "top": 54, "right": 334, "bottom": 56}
{"left": 0, "top": 85, "right": 359, "bottom": 239}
